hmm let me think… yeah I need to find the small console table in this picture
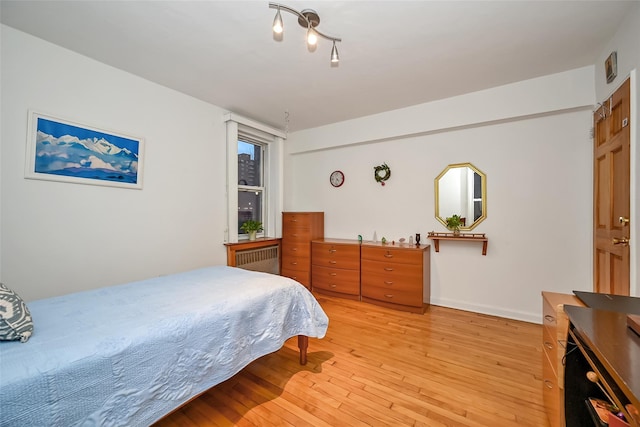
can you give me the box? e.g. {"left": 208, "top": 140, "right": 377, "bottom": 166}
{"left": 427, "top": 231, "right": 488, "bottom": 255}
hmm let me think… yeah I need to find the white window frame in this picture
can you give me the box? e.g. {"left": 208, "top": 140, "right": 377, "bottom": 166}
{"left": 224, "top": 113, "right": 285, "bottom": 243}
{"left": 237, "top": 140, "right": 265, "bottom": 237}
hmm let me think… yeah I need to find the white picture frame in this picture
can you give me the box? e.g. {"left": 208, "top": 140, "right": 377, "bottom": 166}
{"left": 25, "top": 110, "right": 145, "bottom": 189}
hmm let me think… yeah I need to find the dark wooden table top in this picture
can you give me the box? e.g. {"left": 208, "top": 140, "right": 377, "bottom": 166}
{"left": 565, "top": 305, "right": 640, "bottom": 414}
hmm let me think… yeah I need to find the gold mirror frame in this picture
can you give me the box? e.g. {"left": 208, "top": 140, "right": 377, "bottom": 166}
{"left": 435, "top": 162, "right": 486, "bottom": 231}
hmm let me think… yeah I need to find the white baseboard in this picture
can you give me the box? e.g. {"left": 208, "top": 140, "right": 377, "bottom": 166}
{"left": 429, "top": 297, "right": 540, "bottom": 324}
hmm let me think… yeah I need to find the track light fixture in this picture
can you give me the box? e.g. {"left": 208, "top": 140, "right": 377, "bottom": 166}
{"left": 269, "top": 2, "right": 342, "bottom": 64}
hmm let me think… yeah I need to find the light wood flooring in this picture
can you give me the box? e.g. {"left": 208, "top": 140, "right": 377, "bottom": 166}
{"left": 154, "top": 294, "right": 547, "bottom": 426}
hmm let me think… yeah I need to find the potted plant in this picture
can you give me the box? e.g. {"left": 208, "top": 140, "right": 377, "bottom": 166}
{"left": 240, "top": 220, "right": 263, "bottom": 241}
{"left": 445, "top": 214, "right": 462, "bottom": 235}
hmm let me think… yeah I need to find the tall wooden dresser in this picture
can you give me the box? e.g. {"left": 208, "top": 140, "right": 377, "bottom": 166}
{"left": 281, "top": 212, "right": 324, "bottom": 289}
{"left": 311, "top": 238, "right": 360, "bottom": 300}
{"left": 541, "top": 291, "right": 584, "bottom": 427}
{"left": 361, "top": 242, "right": 430, "bottom": 313}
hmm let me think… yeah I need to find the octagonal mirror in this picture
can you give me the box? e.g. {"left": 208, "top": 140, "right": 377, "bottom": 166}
{"left": 435, "top": 162, "right": 486, "bottom": 231}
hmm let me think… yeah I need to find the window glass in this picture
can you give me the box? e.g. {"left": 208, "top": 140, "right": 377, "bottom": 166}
{"left": 238, "top": 190, "right": 262, "bottom": 233}
{"left": 238, "top": 140, "right": 262, "bottom": 186}
{"left": 237, "top": 140, "right": 264, "bottom": 236}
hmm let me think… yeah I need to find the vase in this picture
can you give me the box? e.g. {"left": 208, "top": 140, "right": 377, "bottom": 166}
{"left": 453, "top": 229, "right": 460, "bottom": 236}
{"left": 248, "top": 230, "right": 257, "bottom": 241}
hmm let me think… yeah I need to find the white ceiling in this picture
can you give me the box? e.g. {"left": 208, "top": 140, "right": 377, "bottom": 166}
{"left": 0, "top": 1, "right": 634, "bottom": 132}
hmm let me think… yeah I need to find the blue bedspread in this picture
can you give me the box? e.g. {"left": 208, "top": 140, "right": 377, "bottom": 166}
{"left": 0, "top": 266, "right": 328, "bottom": 426}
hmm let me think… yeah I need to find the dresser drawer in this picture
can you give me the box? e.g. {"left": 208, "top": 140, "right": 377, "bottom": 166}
{"left": 283, "top": 212, "right": 315, "bottom": 226}
{"left": 282, "top": 242, "right": 311, "bottom": 260}
{"left": 282, "top": 255, "right": 310, "bottom": 272}
{"left": 282, "top": 226, "right": 311, "bottom": 240}
{"left": 543, "top": 297, "right": 558, "bottom": 330}
{"left": 361, "top": 284, "right": 422, "bottom": 308}
{"left": 281, "top": 268, "right": 310, "bottom": 288}
{"left": 312, "top": 265, "right": 360, "bottom": 295}
{"left": 361, "top": 246, "right": 423, "bottom": 265}
{"left": 542, "top": 323, "right": 557, "bottom": 378}
{"left": 361, "top": 259, "right": 422, "bottom": 282}
{"left": 312, "top": 242, "right": 360, "bottom": 270}
{"left": 542, "top": 350, "right": 560, "bottom": 427}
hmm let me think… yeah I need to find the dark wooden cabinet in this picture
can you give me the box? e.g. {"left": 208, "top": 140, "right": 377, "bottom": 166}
{"left": 564, "top": 304, "right": 640, "bottom": 427}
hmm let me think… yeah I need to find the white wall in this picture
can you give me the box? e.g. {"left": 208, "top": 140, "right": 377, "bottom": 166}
{"left": 284, "top": 68, "right": 595, "bottom": 323}
{"left": 594, "top": 2, "right": 640, "bottom": 296}
{"left": 1, "top": 26, "right": 229, "bottom": 301}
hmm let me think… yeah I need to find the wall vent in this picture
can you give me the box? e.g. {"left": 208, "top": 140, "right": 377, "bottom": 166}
{"left": 235, "top": 245, "right": 279, "bottom": 274}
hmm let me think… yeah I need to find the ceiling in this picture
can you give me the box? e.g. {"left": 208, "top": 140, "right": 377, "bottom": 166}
{"left": 0, "top": 1, "right": 634, "bottom": 132}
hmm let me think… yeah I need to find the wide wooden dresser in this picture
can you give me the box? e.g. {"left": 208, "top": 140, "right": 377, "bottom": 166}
{"left": 281, "top": 212, "right": 324, "bottom": 290}
{"left": 541, "top": 291, "right": 584, "bottom": 427}
{"left": 311, "top": 238, "right": 361, "bottom": 300}
{"left": 360, "top": 242, "right": 430, "bottom": 313}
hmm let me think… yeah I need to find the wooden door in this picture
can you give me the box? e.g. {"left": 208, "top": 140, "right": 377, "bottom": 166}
{"left": 594, "top": 78, "right": 631, "bottom": 295}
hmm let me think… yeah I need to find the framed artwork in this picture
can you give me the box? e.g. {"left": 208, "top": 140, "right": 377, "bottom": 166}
{"left": 605, "top": 51, "right": 617, "bottom": 84}
{"left": 25, "top": 111, "right": 145, "bottom": 189}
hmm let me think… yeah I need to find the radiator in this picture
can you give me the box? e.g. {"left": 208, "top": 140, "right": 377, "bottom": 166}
{"left": 235, "top": 245, "right": 279, "bottom": 274}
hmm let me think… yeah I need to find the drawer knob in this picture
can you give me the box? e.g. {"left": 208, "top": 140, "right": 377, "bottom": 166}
{"left": 329, "top": 249, "right": 336, "bottom": 253}
{"left": 330, "top": 284, "right": 337, "bottom": 288}
{"left": 544, "top": 314, "right": 555, "bottom": 323}
{"left": 384, "top": 294, "right": 394, "bottom": 299}
{"left": 290, "top": 262, "right": 297, "bottom": 265}
{"left": 384, "top": 281, "right": 393, "bottom": 285}
{"left": 384, "top": 267, "right": 394, "bottom": 271}
{"left": 384, "top": 253, "right": 393, "bottom": 258}
{"left": 329, "top": 261, "right": 337, "bottom": 264}
{"left": 330, "top": 273, "right": 337, "bottom": 276}
{"left": 544, "top": 379, "right": 554, "bottom": 389}
{"left": 544, "top": 341, "right": 554, "bottom": 350}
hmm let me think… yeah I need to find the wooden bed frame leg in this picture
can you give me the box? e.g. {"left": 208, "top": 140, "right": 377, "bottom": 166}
{"left": 297, "top": 335, "right": 308, "bottom": 365}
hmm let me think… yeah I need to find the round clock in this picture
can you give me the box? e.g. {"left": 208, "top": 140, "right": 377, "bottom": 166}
{"left": 330, "top": 170, "right": 345, "bottom": 187}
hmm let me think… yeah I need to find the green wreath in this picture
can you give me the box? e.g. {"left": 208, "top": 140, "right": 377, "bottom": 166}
{"left": 374, "top": 163, "right": 391, "bottom": 186}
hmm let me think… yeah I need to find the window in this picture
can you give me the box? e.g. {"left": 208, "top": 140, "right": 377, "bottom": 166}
{"left": 237, "top": 140, "right": 264, "bottom": 236}
{"left": 224, "top": 113, "right": 285, "bottom": 243}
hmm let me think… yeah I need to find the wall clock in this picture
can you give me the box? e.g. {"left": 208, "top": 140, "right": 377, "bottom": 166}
{"left": 330, "top": 170, "right": 345, "bottom": 187}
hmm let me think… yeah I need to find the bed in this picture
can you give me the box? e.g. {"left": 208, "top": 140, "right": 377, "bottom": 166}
{"left": 0, "top": 266, "right": 329, "bottom": 426}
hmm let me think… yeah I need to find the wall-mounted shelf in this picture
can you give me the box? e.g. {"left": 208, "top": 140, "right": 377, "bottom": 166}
{"left": 427, "top": 232, "right": 488, "bottom": 255}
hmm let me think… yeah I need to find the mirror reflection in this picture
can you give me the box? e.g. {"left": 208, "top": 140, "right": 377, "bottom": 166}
{"left": 435, "top": 162, "right": 486, "bottom": 231}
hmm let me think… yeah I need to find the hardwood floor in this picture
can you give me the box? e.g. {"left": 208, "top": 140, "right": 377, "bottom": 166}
{"left": 154, "top": 295, "right": 548, "bottom": 426}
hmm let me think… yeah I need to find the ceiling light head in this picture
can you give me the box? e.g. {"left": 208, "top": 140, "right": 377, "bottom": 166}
{"left": 307, "top": 26, "right": 318, "bottom": 46}
{"left": 273, "top": 7, "right": 283, "bottom": 34}
{"left": 330, "top": 41, "right": 339, "bottom": 63}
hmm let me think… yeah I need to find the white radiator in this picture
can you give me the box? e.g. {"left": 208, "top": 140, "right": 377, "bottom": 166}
{"left": 235, "top": 245, "right": 279, "bottom": 274}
